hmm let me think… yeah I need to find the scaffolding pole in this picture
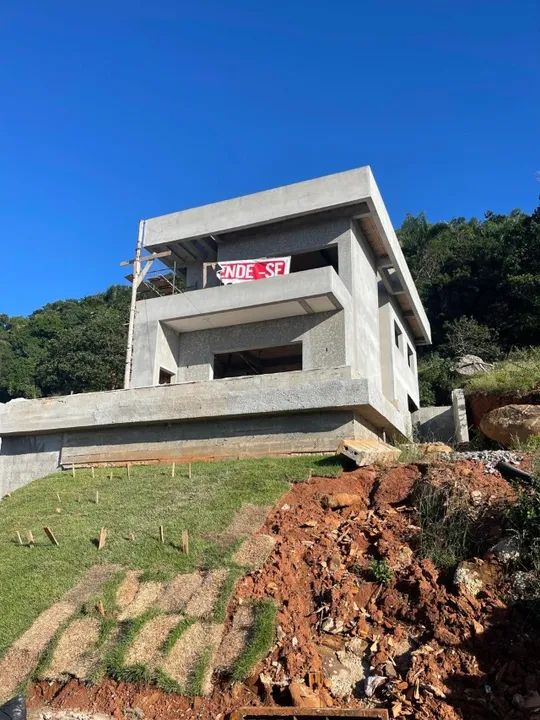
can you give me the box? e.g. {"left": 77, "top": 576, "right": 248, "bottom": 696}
{"left": 123, "top": 220, "right": 145, "bottom": 389}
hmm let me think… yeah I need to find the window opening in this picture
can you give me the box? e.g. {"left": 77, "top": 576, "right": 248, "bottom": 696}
{"left": 394, "top": 322, "right": 403, "bottom": 351}
{"left": 289, "top": 246, "right": 338, "bottom": 274}
{"left": 214, "top": 343, "right": 302, "bottom": 379}
{"left": 159, "top": 368, "right": 174, "bottom": 384}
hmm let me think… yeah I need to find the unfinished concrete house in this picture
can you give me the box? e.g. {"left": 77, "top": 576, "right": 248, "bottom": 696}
{"left": 0, "top": 166, "right": 430, "bottom": 494}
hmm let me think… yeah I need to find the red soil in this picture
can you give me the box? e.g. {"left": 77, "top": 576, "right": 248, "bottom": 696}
{"left": 29, "top": 460, "right": 538, "bottom": 720}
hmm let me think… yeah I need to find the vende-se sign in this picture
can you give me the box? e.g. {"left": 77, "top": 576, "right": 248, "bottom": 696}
{"left": 216, "top": 257, "right": 291, "bottom": 285}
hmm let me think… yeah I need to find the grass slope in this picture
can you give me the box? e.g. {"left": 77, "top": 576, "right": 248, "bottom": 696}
{"left": 465, "top": 347, "right": 540, "bottom": 395}
{"left": 0, "top": 455, "right": 341, "bottom": 658}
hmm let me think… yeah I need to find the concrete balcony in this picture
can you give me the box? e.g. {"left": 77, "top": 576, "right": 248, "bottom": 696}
{"left": 135, "top": 266, "right": 351, "bottom": 331}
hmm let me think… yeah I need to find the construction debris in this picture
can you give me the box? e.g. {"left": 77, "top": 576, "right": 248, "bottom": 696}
{"left": 338, "top": 439, "right": 400, "bottom": 468}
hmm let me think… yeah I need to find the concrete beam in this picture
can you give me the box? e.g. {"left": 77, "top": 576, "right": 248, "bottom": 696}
{"left": 0, "top": 366, "right": 406, "bottom": 438}
{"left": 135, "top": 266, "right": 351, "bottom": 332}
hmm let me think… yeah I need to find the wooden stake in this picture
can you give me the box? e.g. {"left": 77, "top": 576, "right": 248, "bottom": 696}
{"left": 95, "top": 490, "right": 99, "bottom": 505}
{"left": 109, "top": 468, "right": 113, "bottom": 481}
{"left": 91, "top": 466, "right": 95, "bottom": 479}
{"left": 98, "top": 527, "right": 107, "bottom": 550}
{"left": 129, "top": 531, "right": 135, "bottom": 541}
{"left": 16, "top": 531, "right": 23, "bottom": 546}
{"left": 71, "top": 464, "right": 75, "bottom": 478}
{"left": 44, "top": 526, "right": 59, "bottom": 546}
{"left": 27, "top": 530, "right": 35, "bottom": 546}
{"left": 159, "top": 525, "right": 165, "bottom": 544}
{"left": 171, "top": 462, "right": 175, "bottom": 478}
{"left": 188, "top": 463, "right": 192, "bottom": 480}
{"left": 127, "top": 463, "right": 131, "bottom": 480}
{"left": 96, "top": 600, "right": 106, "bottom": 617}
{"left": 181, "top": 529, "right": 189, "bottom": 555}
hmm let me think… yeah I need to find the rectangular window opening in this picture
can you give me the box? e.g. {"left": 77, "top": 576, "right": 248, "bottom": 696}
{"left": 289, "top": 246, "right": 338, "bottom": 274}
{"left": 214, "top": 343, "right": 302, "bottom": 379}
{"left": 407, "top": 345, "right": 415, "bottom": 369}
{"left": 159, "top": 368, "right": 174, "bottom": 385}
{"left": 394, "top": 322, "right": 402, "bottom": 351}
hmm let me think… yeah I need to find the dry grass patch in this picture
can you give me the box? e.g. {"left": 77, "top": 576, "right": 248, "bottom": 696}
{"left": 185, "top": 569, "right": 228, "bottom": 619}
{"left": 233, "top": 534, "right": 276, "bottom": 569}
{"left": 64, "top": 565, "right": 121, "bottom": 605}
{"left": 115, "top": 570, "right": 141, "bottom": 610}
{"left": 0, "top": 601, "right": 75, "bottom": 702}
{"left": 216, "top": 504, "right": 270, "bottom": 545}
{"left": 124, "top": 614, "right": 182, "bottom": 668}
{"left": 118, "top": 581, "right": 164, "bottom": 621}
{"left": 157, "top": 572, "right": 203, "bottom": 613}
{"left": 161, "top": 621, "right": 223, "bottom": 695}
{"left": 44, "top": 617, "right": 101, "bottom": 680}
{"left": 214, "top": 604, "right": 254, "bottom": 672}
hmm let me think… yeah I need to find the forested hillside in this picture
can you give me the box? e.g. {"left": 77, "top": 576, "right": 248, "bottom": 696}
{"left": 0, "top": 285, "right": 129, "bottom": 401}
{"left": 0, "top": 204, "right": 538, "bottom": 404}
{"left": 399, "top": 204, "right": 540, "bottom": 403}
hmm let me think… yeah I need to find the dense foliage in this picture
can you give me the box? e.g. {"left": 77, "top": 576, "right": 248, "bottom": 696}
{"left": 0, "top": 285, "right": 129, "bottom": 400}
{"left": 0, "top": 203, "right": 538, "bottom": 403}
{"left": 399, "top": 204, "right": 540, "bottom": 403}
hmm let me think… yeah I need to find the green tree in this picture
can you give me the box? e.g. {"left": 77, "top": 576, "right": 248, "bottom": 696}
{"left": 0, "top": 286, "right": 130, "bottom": 401}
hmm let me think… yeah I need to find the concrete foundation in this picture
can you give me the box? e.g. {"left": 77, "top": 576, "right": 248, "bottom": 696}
{"left": 0, "top": 367, "right": 399, "bottom": 494}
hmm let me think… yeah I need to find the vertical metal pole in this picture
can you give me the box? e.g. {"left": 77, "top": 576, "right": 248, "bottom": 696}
{"left": 124, "top": 220, "right": 145, "bottom": 389}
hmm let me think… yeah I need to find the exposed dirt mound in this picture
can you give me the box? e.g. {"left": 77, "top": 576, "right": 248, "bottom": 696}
{"left": 28, "top": 460, "right": 538, "bottom": 720}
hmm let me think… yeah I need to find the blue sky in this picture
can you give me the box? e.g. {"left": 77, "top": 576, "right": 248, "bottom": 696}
{"left": 1, "top": 0, "right": 539, "bottom": 316}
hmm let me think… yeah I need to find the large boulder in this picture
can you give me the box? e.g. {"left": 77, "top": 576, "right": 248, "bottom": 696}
{"left": 480, "top": 404, "right": 540, "bottom": 446}
{"left": 455, "top": 354, "right": 492, "bottom": 377}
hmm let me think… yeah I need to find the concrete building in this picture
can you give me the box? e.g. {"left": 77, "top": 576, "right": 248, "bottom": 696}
{"left": 0, "top": 166, "right": 430, "bottom": 495}
{"left": 130, "top": 165, "right": 430, "bottom": 435}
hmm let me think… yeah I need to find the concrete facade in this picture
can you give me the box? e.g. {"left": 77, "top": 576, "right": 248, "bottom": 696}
{"left": 0, "top": 167, "right": 431, "bottom": 493}
{"left": 131, "top": 167, "right": 430, "bottom": 434}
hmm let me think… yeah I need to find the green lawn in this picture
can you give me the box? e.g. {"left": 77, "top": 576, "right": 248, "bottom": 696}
{"left": 0, "top": 455, "right": 342, "bottom": 658}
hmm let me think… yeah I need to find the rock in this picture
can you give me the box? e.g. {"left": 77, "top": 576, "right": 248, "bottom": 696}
{"left": 455, "top": 354, "right": 493, "bottom": 377}
{"left": 480, "top": 404, "right": 540, "bottom": 447}
{"left": 511, "top": 570, "right": 537, "bottom": 598}
{"left": 364, "top": 674, "right": 386, "bottom": 697}
{"left": 321, "top": 493, "right": 364, "bottom": 510}
{"left": 347, "top": 637, "right": 368, "bottom": 657}
{"left": 289, "top": 679, "right": 322, "bottom": 708}
{"left": 454, "top": 561, "right": 484, "bottom": 597}
{"left": 454, "top": 558, "right": 501, "bottom": 595}
{"left": 470, "top": 490, "right": 483, "bottom": 506}
{"left": 416, "top": 442, "right": 453, "bottom": 457}
{"left": 321, "top": 617, "right": 335, "bottom": 632}
{"left": 490, "top": 536, "right": 521, "bottom": 564}
{"left": 321, "top": 645, "right": 367, "bottom": 698}
{"left": 355, "top": 582, "right": 378, "bottom": 609}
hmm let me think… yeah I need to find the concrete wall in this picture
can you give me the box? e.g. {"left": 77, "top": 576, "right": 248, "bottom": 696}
{"left": 217, "top": 215, "right": 349, "bottom": 263}
{"left": 59, "top": 410, "right": 369, "bottom": 466}
{"left": 378, "top": 289, "right": 419, "bottom": 419}
{"left": 0, "top": 433, "right": 62, "bottom": 496}
{"left": 412, "top": 406, "right": 454, "bottom": 443}
{"left": 345, "top": 221, "right": 382, "bottom": 386}
{"left": 1, "top": 367, "right": 402, "bottom": 435}
{"left": 130, "top": 265, "right": 350, "bottom": 388}
{"left": 0, "top": 407, "right": 381, "bottom": 495}
{"left": 176, "top": 311, "right": 346, "bottom": 382}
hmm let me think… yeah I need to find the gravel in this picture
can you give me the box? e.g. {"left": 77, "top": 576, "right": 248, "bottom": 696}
{"left": 453, "top": 450, "right": 523, "bottom": 474}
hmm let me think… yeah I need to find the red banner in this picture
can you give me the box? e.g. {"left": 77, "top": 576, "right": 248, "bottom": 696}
{"left": 216, "top": 257, "right": 291, "bottom": 285}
